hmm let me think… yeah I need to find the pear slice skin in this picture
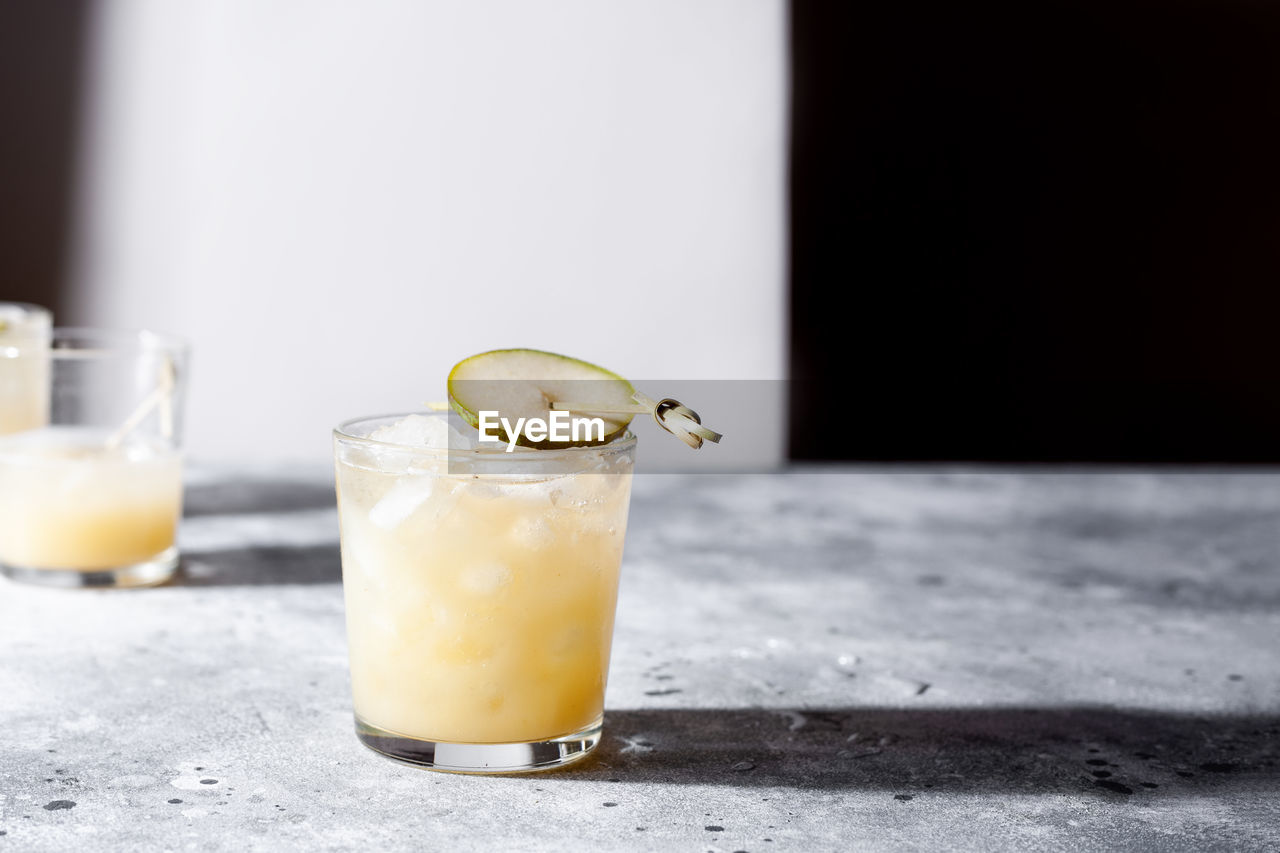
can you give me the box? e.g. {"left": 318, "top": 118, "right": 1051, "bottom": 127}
{"left": 447, "top": 348, "right": 637, "bottom": 447}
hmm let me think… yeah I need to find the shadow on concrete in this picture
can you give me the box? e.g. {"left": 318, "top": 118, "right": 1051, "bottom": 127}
{"left": 555, "top": 707, "right": 1279, "bottom": 796}
{"left": 184, "top": 480, "right": 335, "bottom": 518}
{"left": 174, "top": 544, "right": 341, "bottom": 586}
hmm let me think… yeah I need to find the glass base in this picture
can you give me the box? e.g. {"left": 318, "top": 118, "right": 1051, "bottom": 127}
{"left": 0, "top": 547, "right": 179, "bottom": 588}
{"left": 355, "top": 715, "right": 602, "bottom": 774}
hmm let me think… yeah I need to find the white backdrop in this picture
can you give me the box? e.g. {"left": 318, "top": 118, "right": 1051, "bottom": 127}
{"left": 69, "top": 0, "right": 787, "bottom": 465}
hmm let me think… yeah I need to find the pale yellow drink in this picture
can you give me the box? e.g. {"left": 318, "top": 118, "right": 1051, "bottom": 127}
{"left": 335, "top": 415, "right": 634, "bottom": 749}
{"left": 0, "top": 304, "right": 51, "bottom": 435}
{"left": 0, "top": 427, "right": 183, "bottom": 571}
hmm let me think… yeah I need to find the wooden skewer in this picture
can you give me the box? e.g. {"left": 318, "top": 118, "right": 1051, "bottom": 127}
{"left": 549, "top": 401, "right": 652, "bottom": 415}
{"left": 158, "top": 356, "right": 175, "bottom": 440}
{"left": 105, "top": 354, "right": 176, "bottom": 449}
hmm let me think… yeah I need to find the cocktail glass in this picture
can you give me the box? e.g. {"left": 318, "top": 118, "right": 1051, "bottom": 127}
{"left": 333, "top": 412, "right": 636, "bottom": 772}
{"left": 0, "top": 302, "right": 52, "bottom": 435}
{"left": 0, "top": 329, "right": 189, "bottom": 588}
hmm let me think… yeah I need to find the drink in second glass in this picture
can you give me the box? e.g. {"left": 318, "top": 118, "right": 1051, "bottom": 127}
{"left": 0, "top": 329, "right": 189, "bottom": 588}
{"left": 333, "top": 412, "right": 635, "bottom": 772}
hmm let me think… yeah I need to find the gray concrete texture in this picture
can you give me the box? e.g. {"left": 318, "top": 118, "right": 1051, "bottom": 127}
{"left": 0, "top": 467, "right": 1277, "bottom": 851}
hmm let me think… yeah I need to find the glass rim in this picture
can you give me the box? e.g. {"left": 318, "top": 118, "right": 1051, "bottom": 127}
{"left": 333, "top": 411, "right": 638, "bottom": 460}
{"left": 2, "top": 327, "right": 189, "bottom": 360}
{"left": 52, "top": 327, "right": 188, "bottom": 352}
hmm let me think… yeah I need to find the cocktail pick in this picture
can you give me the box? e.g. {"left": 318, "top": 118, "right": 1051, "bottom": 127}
{"left": 424, "top": 392, "right": 721, "bottom": 449}
{"left": 550, "top": 392, "right": 722, "bottom": 449}
{"left": 105, "top": 354, "right": 176, "bottom": 449}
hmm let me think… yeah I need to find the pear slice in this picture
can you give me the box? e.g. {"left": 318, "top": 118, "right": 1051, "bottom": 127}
{"left": 448, "top": 349, "right": 637, "bottom": 447}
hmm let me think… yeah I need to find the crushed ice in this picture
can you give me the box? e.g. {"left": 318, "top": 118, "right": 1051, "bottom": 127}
{"left": 369, "top": 415, "right": 475, "bottom": 450}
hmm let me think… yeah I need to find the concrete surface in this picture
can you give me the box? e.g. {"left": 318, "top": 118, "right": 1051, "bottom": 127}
{"left": 0, "top": 467, "right": 1277, "bottom": 852}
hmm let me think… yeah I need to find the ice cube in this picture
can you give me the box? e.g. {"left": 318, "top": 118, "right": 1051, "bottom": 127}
{"left": 369, "top": 475, "right": 434, "bottom": 530}
{"left": 509, "top": 516, "right": 554, "bottom": 549}
{"left": 363, "top": 608, "right": 400, "bottom": 639}
{"left": 459, "top": 561, "right": 512, "bottom": 595}
{"left": 550, "top": 475, "right": 614, "bottom": 510}
{"left": 370, "top": 415, "right": 451, "bottom": 449}
{"left": 496, "top": 478, "right": 558, "bottom": 504}
{"left": 338, "top": 517, "right": 386, "bottom": 589}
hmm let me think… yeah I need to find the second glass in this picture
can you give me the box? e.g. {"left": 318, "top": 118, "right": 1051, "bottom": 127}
{"left": 0, "top": 329, "right": 189, "bottom": 588}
